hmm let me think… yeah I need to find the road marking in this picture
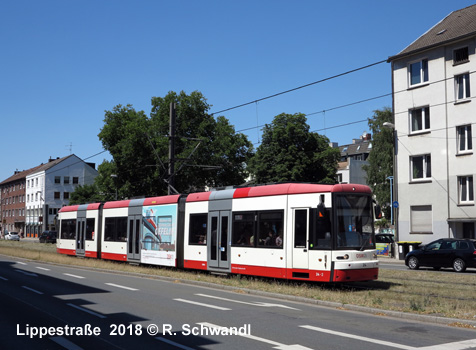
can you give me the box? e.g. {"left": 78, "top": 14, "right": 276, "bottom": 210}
{"left": 199, "top": 322, "right": 312, "bottom": 350}
{"left": 418, "top": 338, "right": 476, "bottom": 350}
{"left": 15, "top": 269, "right": 38, "bottom": 277}
{"left": 105, "top": 283, "right": 138, "bottom": 291}
{"left": 17, "top": 261, "right": 27, "bottom": 265}
{"left": 63, "top": 273, "right": 85, "bottom": 279}
{"left": 0, "top": 276, "right": 8, "bottom": 281}
{"left": 155, "top": 337, "right": 196, "bottom": 350}
{"left": 67, "top": 303, "right": 106, "bottom": 319}
{"left": 36, "top": 266, "right": 50, "bottom": 271}
{"left": 300, "top": 325, "right": 414, "bottom": 350}
{"left": 50, "top": 336, "right": 84, "bottom": 350}
{"left": 22, "top": 286, "right": 43, "bottom": 295}
{"left": 196, "top": 293, "right": 300, "bottom": 310}
{"left": 174, "top": 299, "right": 231, "bottom": 311}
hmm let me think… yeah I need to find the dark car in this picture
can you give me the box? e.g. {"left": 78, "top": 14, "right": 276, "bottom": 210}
{"left": 405, "top": 238, "right": 476, "bottom": 272}
{"left": 39, "top": 231, "right": 57, "bottom": 244}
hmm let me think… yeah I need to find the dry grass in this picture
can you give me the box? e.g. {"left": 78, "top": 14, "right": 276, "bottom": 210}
{"left": 1, "top": 240, "right": 476, "bottom": 325}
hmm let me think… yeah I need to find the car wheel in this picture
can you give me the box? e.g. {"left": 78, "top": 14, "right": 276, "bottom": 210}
{"left": 453, "top": 258, "right": 466, "bottom": 272}
{"left": 408, "top": 256, "right": 420, "bottom": 270}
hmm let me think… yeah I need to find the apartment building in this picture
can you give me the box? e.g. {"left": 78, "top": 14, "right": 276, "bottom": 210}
{"left": 0, "top": 155, "right": 98, "bottom": 237}
{"left": 388, "top": 5, "right": 476, "bottom": 243}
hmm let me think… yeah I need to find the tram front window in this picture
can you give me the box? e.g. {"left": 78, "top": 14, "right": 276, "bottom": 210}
{"left": 335, "top": 194, "right": 374, "bottom": 250}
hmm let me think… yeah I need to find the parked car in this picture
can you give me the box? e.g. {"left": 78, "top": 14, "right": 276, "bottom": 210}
{"left": 5, "top": 232, "right": 20, "bottom": 241}
{"left": 39, "top": 231, "right": 57, "bottom": 244}
{"left": 405, "top": 238, "right": 476, "bottom": 272}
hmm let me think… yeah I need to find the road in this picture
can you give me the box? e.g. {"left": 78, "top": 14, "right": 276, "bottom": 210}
{"left": 0, "top": 255, "right": 475, "bottom": 350}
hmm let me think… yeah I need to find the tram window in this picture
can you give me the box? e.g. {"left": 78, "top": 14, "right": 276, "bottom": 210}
{"left": 60, "top": 219, "right": 76, "bottom": 239}
{"left": 104, "top": 217, "right": 128, "bottom": 242}
{"left": 309, "top": 208, "right": 331, "bottom": 250}
{"left": 294, "top": 210, "right": 307, "bottom": 248}
{"left": 85, "top": 218, "right": 95, "bottom": 240}
{"left": 189, "top": 214, "right": 207, "bottom": 245}
{"left": 258, "top": 211, "right": 283, "bottom": 248}
{"left": 232, "top": 212, "right": 255, "bottom": 246}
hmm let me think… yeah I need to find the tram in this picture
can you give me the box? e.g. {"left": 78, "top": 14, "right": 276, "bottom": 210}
{"left": 57, "top": 183, "right": 380, "bottom": 282}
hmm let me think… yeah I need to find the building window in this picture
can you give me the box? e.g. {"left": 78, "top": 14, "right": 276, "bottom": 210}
{"left": 409, "top": 59, "right": 428, "bottom": 86}
{"left": 410, "top": 106, "right": 430, "bottom": 133}
{"left": 459, "top": 176, "right": 474, "bottom": 204}
{"left": 64, "top": 192, "right": 69, "bottom": 199}
{"left": 55, "top": 176, "right": 61, "bottom": 184}
{"left": 411, "top": 154, "right": 431, "bottom": 180}
{"left": 64, "top": 177, "right": 70, "bottom": 184}
{"left": 457, "top": 125, "right": 472, "bottom": 153}
{"left": 54, "top": 192, "right": 60, "bottom": 199}
{"left": 410, "top": 205, "right": 432, "bottom": 233}
{"left": 73, "top": 177, "right": 79, "bottom": 184}
{"left": 454, "top": 47, "right": 469, "bottom": 65}
{"left": 455, "top": 73, "right": 470, "bottom": 100}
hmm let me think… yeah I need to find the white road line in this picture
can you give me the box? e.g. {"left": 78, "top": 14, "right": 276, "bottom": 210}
{"left": 300, "top": 325, "right": 414, "bottom": 350}
{"left": 15, "top": 269, "right": 38, "bottom": 277}
{"left": 17, "top": 261, "right": 27, "bottom": 265}
{"left": 417, "top": 338, "right": 476, "bottom": 350}
{"left": 0, "top": 276, "right": 8, "bottom": 281}
{"left": 63, "top": 273, "right": 85, "bottom": 279}
{"left": 174, "top": 299, "right": 231, "bottom": 311}
{"left": 155, "top": 337, "right": 196, "bottom": 350}
{"left": 198, "top": 322, "right": 312, "bottom": 350}
{"left": 36, "top": 266, "right": 50, "bottom": 271}
{"left": 105, "top": 283, "right": 138, "bottom": 291}
{"left": 22, "top": 286, "right": 43, "bottom": 295}
{"left": 67, "top": 303, "right": 106, "bottom": 319}
{"left": 196, "top": 293, "right": 300, "bottom": 310}
{"left": 50, "top": 336, "right": 84, "bottom": 350}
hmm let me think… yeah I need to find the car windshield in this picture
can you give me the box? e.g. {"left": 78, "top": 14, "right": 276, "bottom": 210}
{"left": 335, "top": 194, "right": 375, "bottom": 250}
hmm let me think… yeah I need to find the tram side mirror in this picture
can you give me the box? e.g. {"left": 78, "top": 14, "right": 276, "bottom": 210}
{"left": 375, "top": 204, "right": 382, "bottom": 219}
{"left": 317, "top": 202, "right": 326, "bottom": 220}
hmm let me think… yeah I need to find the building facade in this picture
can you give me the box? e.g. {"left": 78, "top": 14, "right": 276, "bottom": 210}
{"left": 0, "top": 155, "right": 98, "bottom": 237}
{"left": 388, "top": 5, "right": 476, "bottom": 243}
{"left": 336, "top": 132, "right": 372, "bottom": 185}
{"left": 25, "top": 155, "right": 98, "bottom": 237}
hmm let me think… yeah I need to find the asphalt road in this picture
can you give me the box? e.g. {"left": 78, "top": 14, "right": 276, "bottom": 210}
{"left": 1, "top": 256, "right": 475, "bottom": 350}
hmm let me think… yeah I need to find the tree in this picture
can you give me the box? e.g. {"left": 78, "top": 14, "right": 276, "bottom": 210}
{"left": 69, "top": 184, "right": 103, "bottom": 204}
{"left": 91, "top": 91, "right": 253, "bottom": 199}
{"left": 362, "top": 107, "right": 394, "bottom": 220}
{"left": 98, "top": 104, "right": 157, "bottom": 198}
{"left": 248, "top": 113, "right": 340, "bottom": 184}
{"left": 149, "top": 91, "right": 253, "bottom": 192}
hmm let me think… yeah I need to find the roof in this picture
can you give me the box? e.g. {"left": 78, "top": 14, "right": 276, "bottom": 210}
{"left": 388, "top": 4, "right": 476, "bottom": 62}
{"left": 339, "top": 141, "right": 371, "bottom": 156}
{"left": 29, "top": 155, "right": 76, "bottom": 175}
{"left": 0, "top": 164, "right": 43, "bottom": 186}
{"left": 0, "top": 154, "right": 89, "bottom": 185}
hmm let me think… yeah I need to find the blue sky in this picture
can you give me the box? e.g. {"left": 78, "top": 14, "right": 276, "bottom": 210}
{"left": 1, "top": 0, "right": 475, "bottom": 182}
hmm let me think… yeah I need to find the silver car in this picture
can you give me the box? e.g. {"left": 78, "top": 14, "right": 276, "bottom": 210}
{"left": 5, "top": 232, "right": 20, "bottom": 241}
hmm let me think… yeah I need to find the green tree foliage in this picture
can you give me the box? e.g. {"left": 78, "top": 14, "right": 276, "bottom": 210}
{"left": 92, "top": 91, "right": 253, "bottom": 200}
{"left": 69, "top": 184, "right": 103, "bottom": 204}
{"left": 248, "top": 113, "right": 340, "bottom": 184}
{"left": 362, "top": 107, "right": 394, "bottom": 220}
{"left": 149, "top": 91, "right": 253, "bottom": 193}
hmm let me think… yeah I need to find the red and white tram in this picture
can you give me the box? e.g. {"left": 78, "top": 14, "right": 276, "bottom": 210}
{"left": 57, "top": 183, "right": 379, "bottom": 282}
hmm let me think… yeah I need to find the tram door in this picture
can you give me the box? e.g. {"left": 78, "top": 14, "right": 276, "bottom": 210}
{"left": 292, "top": 208, "right": 309, "bottom": 269}
{"left": 127, "top": 215, "right": 141, "bottom": 261}
{"left": 208, "top": 211, "right": 231, "bottom": 270}
{"left": 76, "top": 218, "right": 86, "bottom": 256}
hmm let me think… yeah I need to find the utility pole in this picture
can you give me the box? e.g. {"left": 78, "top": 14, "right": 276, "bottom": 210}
{"left": 168, "top": 102, "right": 176, "bottom": 195}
